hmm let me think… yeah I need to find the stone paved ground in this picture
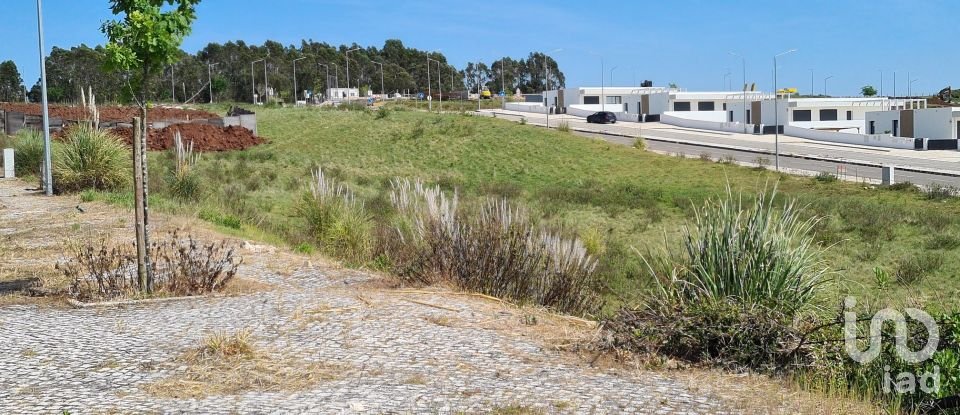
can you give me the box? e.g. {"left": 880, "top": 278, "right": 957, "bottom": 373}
{"left": 0, "top": 179, "right": 867, "bottom": 414}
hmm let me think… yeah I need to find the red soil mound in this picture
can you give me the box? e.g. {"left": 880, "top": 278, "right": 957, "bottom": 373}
{"left": 111, "top": 123, "right": 265, "bottom": 152}
{"left": 0, "top": 103, "right": 219, "bottom": 122}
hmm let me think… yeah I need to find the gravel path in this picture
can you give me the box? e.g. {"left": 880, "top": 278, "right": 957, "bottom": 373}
{"left": 0, "top": 179, "right": 784, "bottom": 414}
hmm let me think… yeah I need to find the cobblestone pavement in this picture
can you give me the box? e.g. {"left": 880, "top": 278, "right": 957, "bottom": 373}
{"left": 0, "top": 180, "right": 782, "bottom": 414}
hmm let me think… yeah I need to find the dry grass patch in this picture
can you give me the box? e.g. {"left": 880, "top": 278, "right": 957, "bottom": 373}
{"left": 143, "top": 328, "right": 342, "bottom": 399}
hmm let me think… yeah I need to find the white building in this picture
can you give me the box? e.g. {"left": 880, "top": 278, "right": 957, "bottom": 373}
{"left": 725, "top": 96, "right": 927, "bottom": 133}
{"left": 865, "top": 107, "right": 960, "bottom": 140}
{"left": 327, "top": 87, "right": 360, "bottom": 101}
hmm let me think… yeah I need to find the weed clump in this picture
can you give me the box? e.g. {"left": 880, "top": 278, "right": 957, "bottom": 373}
{"left": 53, "top": 125, "right": 129, "bottom": 193}
{"left": 61, "top": 231, "right": 242, "bottom": 301}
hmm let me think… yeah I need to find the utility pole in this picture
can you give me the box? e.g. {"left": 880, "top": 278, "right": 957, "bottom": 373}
{"left": 251, "top": 58, "right": 264, "bottom": 104}
{"left": 318, "top": 63, "right": 329, "bottom": 102}
{"left": 263, "top": 57, "right": 268, "bottom": 104}
{"left": 170, "top": 65, "right": 176, "bottom": 103}
{"left": 345, "top": 47, "right": 359, "bottom": 99}
{"left": 36, "top": 0, "right": 53, "bottom": 195}
{"left": 208, "top": 63, "right": 219, "bottom": 104}
{"left": 477, "top": 59, "right": 482, "bottom": 113}
{"left": 427, "top": 57, "right": 433, "bottom": 111}
{"left": 773, "top": 48, "right": 797, "bottom": 172}
{"left": 730, "top": 52, "right": 747, "bottom": 132}
{"left": 293, "top": 56, "right": 307, "bottom": 103}
{"left": 372, "top": 61, "right": 385, "bottom": 102}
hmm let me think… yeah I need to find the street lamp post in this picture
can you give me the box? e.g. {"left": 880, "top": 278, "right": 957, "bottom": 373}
{"left": 207, "top": 62, "right": 219, "bottom": 104}
{"left": 263, "top": 57, "right": 269, "bottom": 104}
{"left": 251, "top": 58, "right": 264, "bottom": 104}
{"left": 909, "top": 78, "right": 919, "bottom": 97}
{"left": 500, "top": 57, "right": 506, "bottom": 109}
{"left": 36, "top": 0, "right": 53, "bottom": 195}
{"left": 773, "top": 48, "right": 797, "bottom": 172}
{"left": 426, "top": 57, "right": 437, "bottom": 111}
{"left": 372, "top": 61, "right": 385, "bottom": 101}
{"left": 437, "top": 60, "right": 442, "bottom": 112}
{"left": 330, "top": 63, "right": 339, "bottom": 89}
{"left": 292, "top": 56, "right": 307, "bottom": 103}
{"left": 810, "top": 69, "right": 814, "bottom": 95}
{"left": 345, "top": 47, "right": 360, "bottom": 99}
{"left": 318, "top": 63, "right": 329, "bottom": 101}
{"left": 729, "top": 52, "right": 747, "bottom": 132}
{"left": 170, "top": 65, "right": 176, "bottom": 103}
{"left": 823, "top": 75, "right": 834, "bottom": 97}
{"left": 609, "top": 66, "right": 617, "bottom": 86}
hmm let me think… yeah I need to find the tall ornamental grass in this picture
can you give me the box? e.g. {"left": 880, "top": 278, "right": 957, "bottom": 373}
{"left": 648, "top": 185, "right": 830, "bottom": 314}
{"left": 53, "top": 125, "right": 129, "bottom": 193}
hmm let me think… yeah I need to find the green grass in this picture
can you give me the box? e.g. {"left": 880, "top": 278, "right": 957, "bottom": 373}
{"left": 85, "top": 105, "right": 960, "bottom": 313}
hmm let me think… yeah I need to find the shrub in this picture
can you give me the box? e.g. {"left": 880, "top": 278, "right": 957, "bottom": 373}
{"left": 886, "top": 181, "right": 919, "bottom": 193}
{"left": 61, "top": 231, "right": 241, "bottom": 301}
{"left": 53, "top": 125, "right": 129, "bottom": 193}
{"left": 606, "top": 299, "right": 805, "bottom": 370}
{"left": 386, "top": 178, "right": 601, "bottom": 314}
{"left": 926, "top": 183, "right": 956, "bottom": 201}
{"left": 644, "top": 185, "right": 829, "bottom": 314}
{"left": 168, "top": 130, "right": 202, "bottom": 202}
{"left": 298, "top": 167, "right": 372, "bottom": 263}
{"left": 753, "top": 157, "right": 771, "bottom": 170}
{"left": 895, "top": 253, "right": 942, "bottom": 286}
{"left": 11, "top": 129, "right": 46, "bottom": 177}
{"left": 375, "top": 106, "right": 390, "bottom": 120}
{"left": 925, "top": 233, "right": 960, "bottom": 250}
{"left": 633, "top": 137, "right": 646, "bottom": 151}
{"left": 698, "top": 152, "right": 712, "bottom": 162}
{"left": 519, "top": 117, "right": 527, "bottom": 125}
{"left": 815, "top": 172, "right": 838, "bottom": 183}
{"left": 556, "top": 121, "right": 570, "bottom": 133}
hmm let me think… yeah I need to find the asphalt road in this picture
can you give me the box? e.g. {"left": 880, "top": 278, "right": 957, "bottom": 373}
{"left": 481, "top": 111, "right": 960, "bottom": 187}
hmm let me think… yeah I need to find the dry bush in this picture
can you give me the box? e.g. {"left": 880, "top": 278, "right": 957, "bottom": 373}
{"left": 143, "top": 328, "right": 341, "bottom": 399}
{"left": 384, "top": 178, "right": 601, "bottom": 315}
{"left": 61, "top": 231, "right": 242, "bottom": 301}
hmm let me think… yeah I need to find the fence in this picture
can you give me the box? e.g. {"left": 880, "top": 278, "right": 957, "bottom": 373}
{"left": 660, "top": 112, "right": 751, "bottom": 134}
{"left": 783, "top": 125, "right": 916, "bottom": 150}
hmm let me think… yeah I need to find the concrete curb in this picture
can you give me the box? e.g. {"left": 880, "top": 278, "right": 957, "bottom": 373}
{"left": 480, "top": 110, "right": 960, "bottom": 178}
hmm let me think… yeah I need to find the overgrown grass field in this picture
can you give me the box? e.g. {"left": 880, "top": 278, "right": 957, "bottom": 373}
{"left": 87, "top": 105, "right": 960, "bottom": 313}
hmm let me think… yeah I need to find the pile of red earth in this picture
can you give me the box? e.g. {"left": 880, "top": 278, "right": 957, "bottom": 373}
{"left": 110, "top": 123, "right": 265, "bottom": 151}
{"left": 0, "top": 102, "right": 218, "bottom": 122}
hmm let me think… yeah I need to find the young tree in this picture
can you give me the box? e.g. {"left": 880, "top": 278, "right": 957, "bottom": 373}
{"left": 101, "top": 0, "right": 201, "bottom": 292}
{"left": 861, "top": 85, "right": 878, "bottom": 97}
{"left": 0, "top": 60, "right": 25, "bottom": 102}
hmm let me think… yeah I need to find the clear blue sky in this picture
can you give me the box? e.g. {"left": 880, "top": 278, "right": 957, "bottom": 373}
{"left": 2, "top": 0, "right": 954, "bottom": 96}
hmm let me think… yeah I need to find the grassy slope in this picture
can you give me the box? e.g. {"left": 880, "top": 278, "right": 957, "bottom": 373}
{"left": 98, "top": 105, "right": 960, "bottom": 312}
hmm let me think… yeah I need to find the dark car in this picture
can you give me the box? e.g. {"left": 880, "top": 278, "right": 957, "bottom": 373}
{"left": 586, "top": 111, "right": 617, "bottom": 124}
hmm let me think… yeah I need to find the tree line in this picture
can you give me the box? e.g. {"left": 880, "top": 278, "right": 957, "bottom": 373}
{"left": 0, "top": 39, "right": 564, "bottom": 104}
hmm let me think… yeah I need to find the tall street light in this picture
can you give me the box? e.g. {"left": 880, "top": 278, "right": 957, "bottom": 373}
{"left": 609, "top": 66, "right": 617, "bottom": 86}
{"left": 263, "top": 55, "right": 269, "bottom": 104}
{"left": 372, "top": 61, "right": 385, "bottom": 101}
{"left": 207, "top": 62, "right": 219, "bottom": 104}
{"left": 773, "top": 48, "right": 797, "bottom": 172}
{"left": 330, "top": 62, "right": 339, "bottom": 89}
{"left": 729, "top": 51, "right": 747, "bottom": 132}
{"left": 723, "top": 71, "right": 731, "bottom": 91}
{"left": 36, "top": 0, "right": 53, "bottom": 195}
{"left": 292, "top": 56, "right": 307, "bottom": 103}
{"left": 426, "top": 57, "right": 434, "bottom": 111}
{"left": 318, "top": 63, "right": 330, "bottom": 101}
{"left": 809, "top": 69, "right": 814, "bottom": 95}
{"left": 909, "top": 78, "right": 919, "bottom": 97}
{"left": 345, "top": 47, "right": 360, "bottom": 98}
{"left": 823, "top": 75, "right": 834, "bottom": 97}
{"left": 251, "top": 58, "right": 264, "bottom": 104}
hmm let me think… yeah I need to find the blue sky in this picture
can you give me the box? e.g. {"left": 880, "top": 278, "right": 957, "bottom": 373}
{"left": 2, "top": 0, "right": 955, "bottom": 96}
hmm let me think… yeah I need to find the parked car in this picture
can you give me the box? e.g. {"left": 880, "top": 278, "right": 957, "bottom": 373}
{"left": 587, "top": 111, "right": 617, "bottom": 124}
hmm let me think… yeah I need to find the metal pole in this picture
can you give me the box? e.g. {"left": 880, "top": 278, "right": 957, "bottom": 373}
{"left": 345, "top": 47, "right": 359, "bottom": 99}
{"left": 477, "top": 59, "right": 482, "bottom": 113}
{"left": 609, "top": 66, "right": 617, "bottom": 86}
{"left": 252, "top": 58, "right": 264, "bottom": 104}
{"left": 880, "top": 70, "right": 884, "bottom": 97}
{"left": 36, "top": 0, "right": 53, "bottom": 195}
{"left": 437, "top": 60, "right": 442, "bottom": 112}
{"left": 208, "top": 63, "right": 218, "bottom": 104}
{"left": 263, "top": 58, "right": 268, "bottom": 103}
{"left": 601, "top": 57, "right": 605, "bottom": 112}
{"left": 731, "top": 52, "right": 747, "bottom": 131}
{"left": 293, "top": 57, "right": 306, "bottom": 103}
{"left": 824, "top": 75, "right": 833, "bottom": 97}
{"left": 170, "top": 66, "right": 175, "bottom": 103}
{"left": 427, "top": 57, "right": 433, "bottom": 111}
{"left": 810, "top": 69, "right": 814, "bottom": 95}
{"left": 772, "top": 48, "right": 796, "bottom": 172}
{"left": 546, "top": 62, "right": 550, "bottom": 129}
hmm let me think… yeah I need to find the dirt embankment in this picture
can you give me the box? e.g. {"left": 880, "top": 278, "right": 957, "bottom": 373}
{"left": 110, "top": 123, "right": 265, "bottom": 152}
{"left": 0, "top": 103, "right": 218, "bottom": 122}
